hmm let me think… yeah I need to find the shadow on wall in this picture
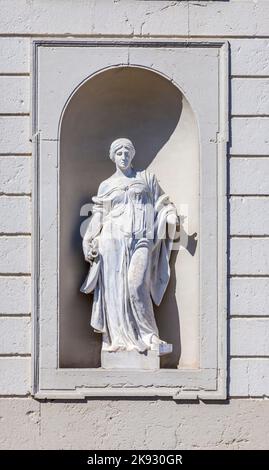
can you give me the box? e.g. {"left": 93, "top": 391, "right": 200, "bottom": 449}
{"left": 59, "top": 66, "right": 194, "bottom": 368}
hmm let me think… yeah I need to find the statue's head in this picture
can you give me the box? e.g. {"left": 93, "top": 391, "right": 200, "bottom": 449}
{"left": 109, "top": 138, "right": 135, "bottom": 170}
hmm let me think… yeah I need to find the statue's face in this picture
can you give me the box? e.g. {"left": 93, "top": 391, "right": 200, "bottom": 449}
{"left": 114, "top": 145, "right": 134, "bottom": 170}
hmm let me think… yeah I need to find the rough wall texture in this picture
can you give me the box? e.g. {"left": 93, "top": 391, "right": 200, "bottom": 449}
{"left": 0, "top": 0, "right": 269, "bottom": 449}
{"left": 1, "top": 398, "right": 269, "bottom": 450}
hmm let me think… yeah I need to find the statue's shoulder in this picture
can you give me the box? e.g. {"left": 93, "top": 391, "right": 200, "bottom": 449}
{"left": 139, "top": 169, "right": 157, "bottom": 187}
{"left": 96, "top": 176, "right": 115, "bottom": 196}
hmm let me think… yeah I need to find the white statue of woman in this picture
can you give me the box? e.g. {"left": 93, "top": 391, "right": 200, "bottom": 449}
{"left": 81, "top": 138, "right": 178, "bottom": 360}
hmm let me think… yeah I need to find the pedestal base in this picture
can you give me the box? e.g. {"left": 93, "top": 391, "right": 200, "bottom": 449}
{"left": 101, "top": 349, "right": 160, "bottom": 370}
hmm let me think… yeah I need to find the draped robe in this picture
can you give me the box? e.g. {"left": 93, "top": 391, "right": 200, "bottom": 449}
{"left": 81, "top": 170, "right": 177, "bottom": 352}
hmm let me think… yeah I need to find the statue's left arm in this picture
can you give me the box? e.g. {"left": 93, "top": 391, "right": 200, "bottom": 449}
{"left": 147, "top": 172, "right": 179, "bottom": 306}
{"left": 148, "top": 172, "right": 178, "bottom": 245}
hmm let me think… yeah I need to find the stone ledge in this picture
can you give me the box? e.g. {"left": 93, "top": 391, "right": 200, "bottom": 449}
{"left": 101, "top": 350, "right": 160, "bottom": 370}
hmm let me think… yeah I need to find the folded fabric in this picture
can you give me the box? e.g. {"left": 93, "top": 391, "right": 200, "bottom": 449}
{"left": 80, "top": 257, "right": 101, "bottom": 294}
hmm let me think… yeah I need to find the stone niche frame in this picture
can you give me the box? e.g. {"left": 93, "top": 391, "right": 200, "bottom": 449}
{"left": 32, "top": 40, "right": 228, "bottom": 400}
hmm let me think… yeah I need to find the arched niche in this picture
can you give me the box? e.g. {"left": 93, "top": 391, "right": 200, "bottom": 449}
{"left": 59, "top": 65, "right": 199, "bottom": 369}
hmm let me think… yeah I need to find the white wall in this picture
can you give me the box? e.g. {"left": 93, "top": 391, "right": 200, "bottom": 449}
{"left": 0, "top": 0, "right": 269, "bottom": 449}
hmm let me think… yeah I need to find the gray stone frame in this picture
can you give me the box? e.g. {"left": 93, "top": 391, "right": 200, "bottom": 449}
{"left": 32, "top": 39, "right": 228, "bottom": 400}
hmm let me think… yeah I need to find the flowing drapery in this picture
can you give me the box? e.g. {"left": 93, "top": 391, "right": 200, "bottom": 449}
{"left": 81, "top": 170, "right": 177, "bottom": 352}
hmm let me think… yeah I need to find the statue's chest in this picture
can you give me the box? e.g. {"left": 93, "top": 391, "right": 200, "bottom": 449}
{"left": 111, "top": 181, "right": 151, "bottom": 206}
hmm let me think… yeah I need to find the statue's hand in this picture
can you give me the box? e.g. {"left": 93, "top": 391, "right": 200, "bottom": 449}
{"left": 85, "top": 238, "right": 99, "bottom": 264}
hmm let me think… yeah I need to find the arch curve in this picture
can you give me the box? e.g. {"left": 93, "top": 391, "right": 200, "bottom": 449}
{"left": 57, "top": 63, "right": 198, "bottom": 140}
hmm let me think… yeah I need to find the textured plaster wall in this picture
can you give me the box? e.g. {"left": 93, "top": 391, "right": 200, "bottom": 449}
{"left": 0, "top": 0, "right": 269, "bottom": 449}
{"left": 1, "top": 398, "right": 269, "bottom": 450}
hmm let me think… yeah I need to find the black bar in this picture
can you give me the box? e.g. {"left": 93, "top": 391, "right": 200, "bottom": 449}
{"left": 0, "top": 450, "right": 266, "bottom": 466}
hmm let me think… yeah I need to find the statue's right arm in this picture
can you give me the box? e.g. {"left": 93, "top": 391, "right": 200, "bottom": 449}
{"left": 82, "top": 180, "right": 110, "bottom": 262}
{"left": 82, "top": 211, "right": 103, "bottom": 262}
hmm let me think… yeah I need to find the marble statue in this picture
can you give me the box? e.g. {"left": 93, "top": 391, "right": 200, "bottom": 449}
{"left": 81, "top": 138, "right": 178, "bottom": 367}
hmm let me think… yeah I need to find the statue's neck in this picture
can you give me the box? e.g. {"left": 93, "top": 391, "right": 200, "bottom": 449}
{"left": 115, "top": 166, "right": 135, "bottom": 178}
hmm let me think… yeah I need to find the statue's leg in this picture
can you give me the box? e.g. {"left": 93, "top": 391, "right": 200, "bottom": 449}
{"left": 127, "top": 241, "right": 159, "bottom": 347}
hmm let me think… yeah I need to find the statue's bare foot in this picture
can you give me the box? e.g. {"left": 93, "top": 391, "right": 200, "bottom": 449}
{"left": 151, "top": 335, "right": 173, "bottom": 356}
